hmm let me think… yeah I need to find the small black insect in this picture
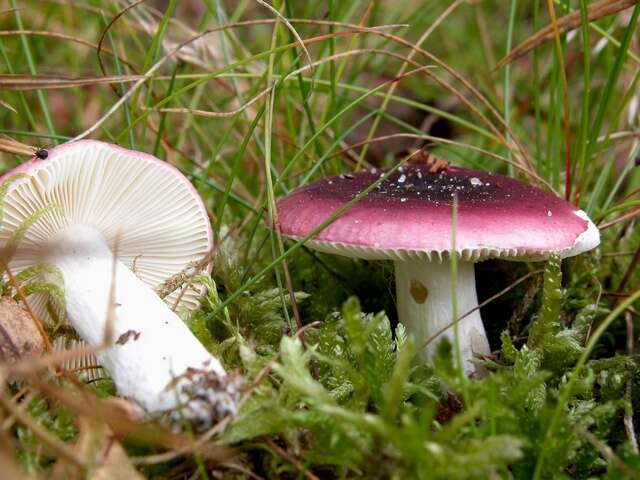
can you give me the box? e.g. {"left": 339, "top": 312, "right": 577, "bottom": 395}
{"left": 34, "top": 148, "right": 48, "bottom": 160}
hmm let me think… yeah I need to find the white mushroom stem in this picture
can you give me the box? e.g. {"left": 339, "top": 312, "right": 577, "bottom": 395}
{"left": 42, "top": 225, "right": 237, "bottom": 423}
{"left": 394, "top": 260, "right": 490, "bottom": 375}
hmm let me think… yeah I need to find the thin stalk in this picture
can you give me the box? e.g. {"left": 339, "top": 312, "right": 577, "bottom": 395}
{"left": 276, "top": 66, "right": 433, "bottom": 189}
{"left": 138, "top": 0, "right": 177, "bottom": 146}
{"left": 0, "top": 130, "right": 69, "bottom": 141}
{"left": 152, "top": 60, "right": 178, "bottom": 157}
{"left": 573, "top": 0, "right": 591, "bottom": 204}
{"left": 584, "top": 3, "right": 640, "bottom": 214}
{"left": 544, "top": 0, "right": 572, "bottom": 200}
{"left": 210, "top": 155, "right": 412, "bottom": 320}
{"left": 355, "top": 0, "right": 462, "bottom": 170}
{"left": 504, "top": 0, "right": 518, "bottom": 177}
{"left": 263, "top": 12, "right": 296, "bottom": 331}
{"left": 0, "top": 41, "right": 37, "bottom": 131}
{"left": 214, "top": 106, "right": 266, "bottom": 236}
{"left": 532, "top": 0, "right": 543, "bottom": 167}
{"left": 9, "top": 0, "right": 56, "bottom": 139}
{"left": 284, "top": 1, "right": 323, "bottom": 161}
{"left": 450, "top": 195, "right": 469, "bottom": 408}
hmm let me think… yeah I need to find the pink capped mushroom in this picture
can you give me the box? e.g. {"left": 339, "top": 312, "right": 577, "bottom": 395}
{"left": 276, "top": 162, "right": 600, "bottom": 374}
{"left": 0, "top": 140, "right": 238, "bottom": 425}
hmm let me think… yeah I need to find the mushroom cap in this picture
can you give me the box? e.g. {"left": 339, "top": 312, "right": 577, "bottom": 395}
{"left": 0, "top": 140, "right": 213, "bottom": 322}
{"left": 276, "top": 165, "right": 600, "bottom": 262}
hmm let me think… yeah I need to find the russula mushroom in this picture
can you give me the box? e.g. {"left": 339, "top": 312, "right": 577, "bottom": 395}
{"left": 0, "top": 140, "right": 238, "bottom": 424}
{"left": 276, "top": 163, "right": 600, "bottom": 374}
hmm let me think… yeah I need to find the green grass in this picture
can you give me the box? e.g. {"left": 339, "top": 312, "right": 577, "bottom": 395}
{"left": 0, "top": 1, "right": 639, "bottom": 478}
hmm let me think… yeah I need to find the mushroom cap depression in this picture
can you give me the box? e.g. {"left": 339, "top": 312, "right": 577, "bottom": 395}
{"left": 0, "top": 140, "right": 213, "bottom": 322}
{"left": 276, "top": 165, "right": 600, "bottom": 262}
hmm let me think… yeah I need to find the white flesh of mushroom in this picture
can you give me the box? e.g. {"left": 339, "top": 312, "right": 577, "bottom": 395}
{"left": 394, "top": 260, "right": 490, "bottom": 375}
{"left": 44, "top": 225, "right": 237, "bottom": 422}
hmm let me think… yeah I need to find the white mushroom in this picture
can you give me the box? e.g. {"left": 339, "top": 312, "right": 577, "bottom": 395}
{"left": 0, "top": 140, "right": 238, "bottom": 425}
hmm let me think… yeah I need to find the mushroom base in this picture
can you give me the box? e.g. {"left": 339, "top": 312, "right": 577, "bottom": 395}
{"left": 42, "top": 225, "right": 238, "bottom": 425}
{"left": 394, "top": 260, "right": 490, "bottom": 375}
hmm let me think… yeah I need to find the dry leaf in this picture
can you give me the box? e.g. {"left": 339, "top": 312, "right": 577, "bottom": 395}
{"left": 0, "top": 297, "right": 45, "bottom": 363}
{"left": 77, "top": 419, "right": 144, "bottom": 480}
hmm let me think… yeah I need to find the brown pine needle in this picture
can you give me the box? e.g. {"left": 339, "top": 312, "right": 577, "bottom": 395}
{"left": 0, "top": 137, "right": 37, "bottom": 157}
{"left": 0, "top": 74, "right": 140, "bottom": 90}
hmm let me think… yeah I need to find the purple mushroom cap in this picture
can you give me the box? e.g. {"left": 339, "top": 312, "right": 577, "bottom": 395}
{"left": 276, "top": 165, "right": 599, "bottom": 262}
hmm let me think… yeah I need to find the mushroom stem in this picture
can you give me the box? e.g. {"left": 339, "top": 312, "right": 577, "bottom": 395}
{"left": 394, "top": 259, "right": 490, "bottom": 375}
{"left": 42, "top": 225, "right": 238, "bottom": 424}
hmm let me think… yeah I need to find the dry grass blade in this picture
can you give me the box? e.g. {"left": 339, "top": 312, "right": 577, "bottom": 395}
{"left": 54, "top": 418, "right": 144, "bottom": 480}
{"left": 617, "top": 245, "right": 640, "bottom": 292}
{"left": 148, "top": 48, "right": 435, "bottom": 119}
{"left": 73, "top": 25, "right": 419, "bottom": 142}
{"left": 0, "top": 392, "right": 87, "bottom": 467}
{"left": 97, "top": 0, "right": 145, "bottom": 82}
{"left": 544, "top": 0, "right": 573, "bottom": 201}
{"left": 266, "top": 438, "right": 320, "bottom": 480}
{"left": 574, "top": 423, "right": 640, "bottom": 479}
{"left": 0, "top": 30, "right": 132, "bottom": 69}
{"left": 4, "top": 342, "right": 101, "bottom": 378}
{"left": 369, "top": 30, "right": 535, "bottom": 175}
{"left": 0, "top": 99, "right": 16, "bottom": 113}
{"left": 0, "top": 74, "right": 140, "bottom": 90}
{"left": 421, "top": 269, "right": 545, "bottom": 351}
{"left": 624, "top": 311, "right": 639, "bottom": 454}
{"left": 598, "top": 205, "right": 640, "bottom": 229}
{"left": 255, "top": 0, "right": 313, "bottom": 73}
{"left": 0, "top": 8, "right": 21, "bottom": 16}
{"left": 30, "top": 376, "right": 231, "bottom": 460}
{"left": 334, "top": 131, "right": 553, "bottom": 190}
{"left": 131, "top": 414, "right": 233, "bottom": 465}
{"left": 496, "top": 0, "right": 639, "bottom": 69}
{"left": 0, "top": 136, "right": 37, "bottom": 156}
{"left": 0, "top": 431, "right": 30, "bottom": 480}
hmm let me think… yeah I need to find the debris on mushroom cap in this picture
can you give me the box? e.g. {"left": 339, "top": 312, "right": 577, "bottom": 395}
{"left": 404, "top": 149, "right": 450, "bottom": 173}
{"left": 276, "top": 165, "right": 600, "bottom": 262}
